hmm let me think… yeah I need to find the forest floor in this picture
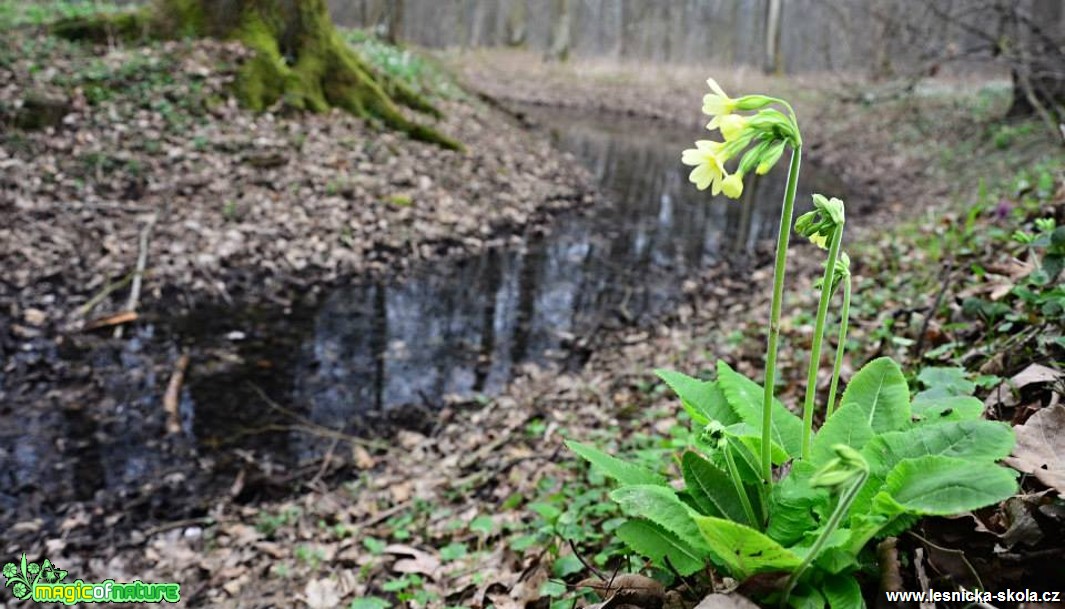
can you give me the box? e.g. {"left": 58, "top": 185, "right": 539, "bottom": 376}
{"left": 2, "top": 17, "right": 1065, "bottom": 609}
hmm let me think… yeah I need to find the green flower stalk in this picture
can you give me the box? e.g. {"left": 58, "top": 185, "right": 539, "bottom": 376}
{"left": 825, "top": 255, "right": 852, "bottom": 418}
{"left": 760, "top": 147, "right": 800, "bottom": 481}
{"left": 682, "top": 78, "right": 803, "bottom": 484}
{"left": 781, "top": 445, "right": 869, "bottom": 606}
{"left": 795, "top": 195, "right": 846, "bottom": 458}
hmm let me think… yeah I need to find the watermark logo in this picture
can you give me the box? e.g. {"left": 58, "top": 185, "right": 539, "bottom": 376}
{"left": 3, "top": 554, "right": 180, "bottom": 604}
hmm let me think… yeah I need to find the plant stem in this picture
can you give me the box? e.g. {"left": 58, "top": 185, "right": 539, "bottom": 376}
{"left": 723, "top": 439, "right": 759, "bottom": 528}
{"left": 760, "top": 146, "right": 801, "bottom": 484}
{"left": 825, "top": 275, "right": 851, "bottom": 418}
{"left": 781, "top": 470, "right": 868, "bottom": 607}
{"left": 800, "top": 225, "right": 844, "bottom": 460}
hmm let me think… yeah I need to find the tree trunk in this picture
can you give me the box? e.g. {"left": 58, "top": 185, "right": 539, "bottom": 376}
{"left": 763, "top": 0, "right": 783, "bottom": 74}
{"left": 546, "top": 0, "right": 571, "bottom": 62}
{"left": 1005, "top": 0, "right": 1065, "bottom": 123}
{"left": 385, "top": 0, "right": 404, "bottom": 45}
{"left": 504, "top": 0, "right": 527, "bottom": 47}
{"left": 52, "top": 0, "right": 459, "bottom": 149}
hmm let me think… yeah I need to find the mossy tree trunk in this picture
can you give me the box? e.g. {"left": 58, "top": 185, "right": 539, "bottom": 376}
{"left": 54, "top": 0, "right": 460, "bottom": 149}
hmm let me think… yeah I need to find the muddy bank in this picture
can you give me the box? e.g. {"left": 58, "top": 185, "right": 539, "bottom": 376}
{"left": 1, "top": 34, "right": 596, "bottom": 526}
{"left": 0, "top": 37, "right": 595, "bottom": 322}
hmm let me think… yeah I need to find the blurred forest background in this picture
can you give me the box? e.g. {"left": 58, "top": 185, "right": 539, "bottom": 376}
{"left": 339, "top": 0, "right": 1063, "bottom": 101}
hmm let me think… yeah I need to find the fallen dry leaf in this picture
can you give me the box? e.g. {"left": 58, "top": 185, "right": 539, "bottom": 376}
{"left": 1011, "top": 364, "right": 1063, "bottom": 390}
{"left": 385, "top": 544, "right": 441, "bottom": 578}
{"left": 304, "top": 578, "right": 340, "bottom": 609}
{"left": 577, "top": 573, "right": 665, "bottom": 608}
{"left": 1006, "top": 405, "right": 1065, "bottom": 492}
{"left": 694, "top": 594, "right": 762, "bottom": 609}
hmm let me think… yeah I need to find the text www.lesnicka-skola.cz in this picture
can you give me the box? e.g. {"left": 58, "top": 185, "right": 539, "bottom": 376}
{"left": 885, "top": 589, "right": 1061, "bottom": 603}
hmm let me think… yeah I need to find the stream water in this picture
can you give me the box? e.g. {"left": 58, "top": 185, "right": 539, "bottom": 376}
{"left": 2, "top": 107, "right": 845, "bottom": 518}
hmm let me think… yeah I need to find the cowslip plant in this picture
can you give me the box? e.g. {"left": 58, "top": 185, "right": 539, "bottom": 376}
{"left": 568, "top": 78, "right": 1018, "bottom": 608}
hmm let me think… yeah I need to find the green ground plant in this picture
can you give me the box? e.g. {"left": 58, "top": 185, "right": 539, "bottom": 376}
{"left": 568, "top": 79, "right": 1019, "bottom": 608}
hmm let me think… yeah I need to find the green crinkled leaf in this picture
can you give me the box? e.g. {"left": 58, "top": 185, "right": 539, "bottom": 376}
{"left": 822, "top": 574, "right": 865, "bottom": 609}
{"left": 656, "top": 370, "right": 739, "bottom": 426}
{"left": 681, "top": 451, "right": 751, "bottom": 524}
{"left": 615, "top": 519, "right": 707, "bottom": 576}
{"left": 862, "top": 420, "right": 1015, "bottom": 476}
{"left": 786, "top": 585, "right": 827, "bottom": 609}
{"left": 838, "top": 357, "right": 910, "bottom": 433}
{"left": 882, "top": 455, "right": 1018, "bottom": 515}
{"left": 566, "top": 440, "right": 667, "bottom": 486}
{"left": 916, "top": 366, "right": 975, "bottom": 399}
{"left": 911, "top": 395, "right": 985, "bottom": 425}
{"left": 767, "top": 461, "right": 828, "bottom": 546}
{"left": 811, "top": 402, "right": 875, "bottom": 467}
{"left": 611, "top": 485, "right": 711, "bottom": 552}
{"left": 694, "top": 515, "right": 803, "bottom": 580}
{"left": 716, "top": 360, "right": 803, "bottom": 458}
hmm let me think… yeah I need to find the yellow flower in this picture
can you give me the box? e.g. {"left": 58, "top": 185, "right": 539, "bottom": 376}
{"left": 701, "top": 78, "right": 737, "bottom": 117}
{"left": 721, "top": 172, "right": 744, "bottom": 199}
{"left": 809, "top": 233, "right": 828, "bottom": 249}
{"left": 681, "top": 140, "right": 727, "bottom": 194}
{"left": 707, "top": 113, "right": 748, "bottom": 141}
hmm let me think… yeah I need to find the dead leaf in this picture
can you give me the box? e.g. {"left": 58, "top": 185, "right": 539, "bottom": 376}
{"left": 1006, "top": 405, "right": 1065, "bottom": 492}
{"left": 694, "top": 594, "right": 761, "bottom": 609}
{"left": 304, "top": 578, "right": 340, "bottom": 609}
{"left": 1011, "top": 364, "right": 1063, "bottom": 390}
{"left": 384, "top": 544, "right": 440, "bottom": 578}
{"left": 353, "top": 445, "right": 376, "bottom": 469}
{"left": 577, "top": 573, "right": 665, "bottom": 608}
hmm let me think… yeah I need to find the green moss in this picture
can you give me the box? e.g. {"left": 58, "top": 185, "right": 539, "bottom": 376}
{"left": 232, "top": 12, "right": 288, "bottom": 112}
{"left": 51, "top": 0, "right": 461, "bottom": 150}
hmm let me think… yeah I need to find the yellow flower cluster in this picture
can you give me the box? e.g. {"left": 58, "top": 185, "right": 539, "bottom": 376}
{"left": 681, "top": 78, "right": 799, "bottom": 200}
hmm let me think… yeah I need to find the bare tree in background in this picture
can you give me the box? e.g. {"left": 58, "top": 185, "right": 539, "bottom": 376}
{"left": 385, "top": 0, "right": 404, "bottom": 45}
{"left": 546, "top": 0, "right": 571, "bottom": 62}
{"left": 922, "top": 0, "right": 1065, "bottom": 137}
{"left": 763, "top": 0, "right": 783, "bottom": 74}
{"left": 505, "top": 0, "right": 527, "bottom": 47}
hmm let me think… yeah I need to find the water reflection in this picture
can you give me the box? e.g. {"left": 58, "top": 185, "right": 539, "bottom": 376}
{"left": 1, "top": 108, "right": 845, "bottom": 515}
{"left": 293, "top": 107, "right": 837, "bottom": 435}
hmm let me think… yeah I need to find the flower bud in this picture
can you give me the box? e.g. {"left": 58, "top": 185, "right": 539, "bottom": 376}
{"left": 735, "top": 95, "right": 775, "bottom": 111}
{"left": 756, "top": 140, "right": 787, "bottom": 175}
{"left": 811, "top": 444, "right": 869, "bottom": 489}
{"left": 721, "top": 172, "right": 744, "bottom": 199}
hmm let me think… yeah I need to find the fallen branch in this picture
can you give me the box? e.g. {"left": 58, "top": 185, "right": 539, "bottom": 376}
{"left": 84, "top": 310, "right": 138, "bottom": 331}
{"left": 116, "top": 212, "right": 158, "bottom": 339}
{"left": 163, "top": 352, "right": 190, "bottom": 435}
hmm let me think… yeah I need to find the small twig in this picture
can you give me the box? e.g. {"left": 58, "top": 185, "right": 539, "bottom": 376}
{"left": 309, "top": 436, "right": 342, "bottom": 486}
{"left": 162, "top": 352, "right": 190, "bottom": 435}
{"left": 661, "top": 555, "right": 698, "bottom": 598}
{"left": 913, "top": 262, "right": 954, "bottom": 361}
{"left": 83, "top": 310, "right": 138, "bottom": 331}
{"left": 115, "top": 212, "right": 158, "bottom": 339}
{"left": 907, "top": 530, "right": 985, "bottom": 591}
{"left": 567, "top": 539, "right": 605, "bottom": 580}
{"left": 77, "top": 273, "right": 133, "bottom": 318}
{"left": 355, "top": 500, "right": 412, "bottom": 529}
{"left": 139, "top": 517, "right": 214, "bottom": 540}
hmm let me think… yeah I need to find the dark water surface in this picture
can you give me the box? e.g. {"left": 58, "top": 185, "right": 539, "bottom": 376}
{"left": 2, "top": 108, "right": 845, "bottom": 514}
